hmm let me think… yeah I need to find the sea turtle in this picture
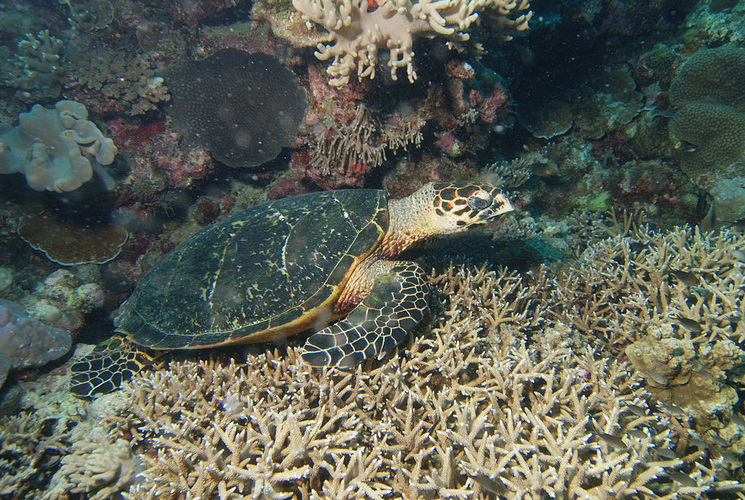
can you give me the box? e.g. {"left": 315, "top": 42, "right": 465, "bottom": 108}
{"left": 70, "top": 182, "right": 513, "bottom": 397}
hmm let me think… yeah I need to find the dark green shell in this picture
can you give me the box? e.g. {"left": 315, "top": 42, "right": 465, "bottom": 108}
{"left": 116, "top": 190, "right": 389, "bottom": 349}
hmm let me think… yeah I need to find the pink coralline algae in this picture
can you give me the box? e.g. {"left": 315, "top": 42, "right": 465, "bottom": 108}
{"left": 108, "top": 118, "right": 214, "bottom": 198}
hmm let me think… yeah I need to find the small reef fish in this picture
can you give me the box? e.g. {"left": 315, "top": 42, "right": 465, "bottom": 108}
{"left": 674, "top": 316, "right": 703, "bottom": 334}
{"left": 670, "top": 269, "right": 698, "bottom": 285}
{"left": 471, "top": 474, "right": 505, "bottom": 494}
{"left": 665, "top": 470, "right": 697, "bottom": 487}
{"left": 597, "top": 432, "right": 626, "bottom": 449}
{"left": 645, "top": 371, "right": 670, "bottom": 386}
{"left": 656, "top": 447, "right": 678, "bottom": 460}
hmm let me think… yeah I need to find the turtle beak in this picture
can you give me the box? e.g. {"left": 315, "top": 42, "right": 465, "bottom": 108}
{"left": 482, "top": 192, "right": 514, "bottom": 221}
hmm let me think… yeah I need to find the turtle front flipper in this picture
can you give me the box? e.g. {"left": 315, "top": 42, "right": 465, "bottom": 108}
{"left": 301, "top": 261, "right": 428, "bottom": 367}
{"left": 69, "top": 336, "right": 154, "bottom": 398}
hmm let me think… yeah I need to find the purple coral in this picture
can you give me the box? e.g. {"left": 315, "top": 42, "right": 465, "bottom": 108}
{"left": 0, "top": 300, "right": 72, "bottom": 388}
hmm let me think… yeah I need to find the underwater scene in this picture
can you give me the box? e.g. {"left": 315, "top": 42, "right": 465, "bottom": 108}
{"left": 1, "top": 0, "right": 745, "bottom": 497}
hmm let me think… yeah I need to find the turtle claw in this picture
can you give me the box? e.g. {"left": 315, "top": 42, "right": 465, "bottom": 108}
{"left": 301, "top": 261, "right": 428, "bottom": 367}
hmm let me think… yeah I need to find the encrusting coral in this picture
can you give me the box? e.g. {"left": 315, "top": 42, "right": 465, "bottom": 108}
{"left": 292, "top": 0, "right": 532, "bottom": 86}
{"left": 0, "top": 100, "right": 117, "bottom": 192}
{"left": 45, "top": 222, "right": 745, "bottom": 498}
{"left": 0, "top": 300, "right": 71, "bottom": 390}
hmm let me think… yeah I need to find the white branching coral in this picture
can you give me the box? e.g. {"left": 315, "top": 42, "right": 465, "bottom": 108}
{"left": 53, "top": 244, "right": 742, "bottom": 498}
{"left": 292, "top": 0, "right": 532, "bottom": 85}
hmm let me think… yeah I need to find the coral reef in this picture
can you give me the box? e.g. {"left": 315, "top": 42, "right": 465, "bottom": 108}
{"left": 668, "top": 43, "right": 745, "bottom": 226}
{"left": 303, "top": 104, "right": 424, "bottom": 188}
{"left": 0, "top": 100, "right": 117, "bottom": 192}
{"left": 49, "top": 431, "right": 139, "bottom": 500}
{"left": 0, "top": 411, "right": 75, "bottom": 497}
{"left": 519, "top": 66, "right": 643, "bottom": 140}
{"left": 669, "top": 43, "right": 745, "bottom": 111}
{"left": 6, "top": 30, "right": 65, "bottom": 103}
{"left": 0, "top": 300, "right": 71, "bottom": 389}
{"left": 669, "top": 102, "right": 745, "bottom": 179}
{"left": 59, "top": 0, "right": 115, "bottom": 32}
{"left": 46, "top": 222, "right": 745, "bottom": 497}
{"left": 17, "top": 213, "right": 128, "bottom": 266}
{"left": 65, "top": 50, "right": 170, "bottom": 116}
{"left": 292, "top": 0, "right": 532, "bottom": 86}
{"left": 162, "top": 49, "right": 307, "bottom": 168}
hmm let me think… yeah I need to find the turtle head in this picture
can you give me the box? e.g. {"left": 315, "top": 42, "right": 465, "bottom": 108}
{"left": 429, "top": 182, "right": 514, "bottom": 234}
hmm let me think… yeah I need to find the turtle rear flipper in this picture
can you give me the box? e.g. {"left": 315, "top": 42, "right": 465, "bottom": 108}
{"left": 70, "top": 336, "right": 154, "bottom": 398}
{"left": 301, "top": 261, "right": 428, "bottom": 367}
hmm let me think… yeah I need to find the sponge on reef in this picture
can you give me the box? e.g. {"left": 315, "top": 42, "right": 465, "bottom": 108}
{"left": 0, "top": 100, "right": 117, "bottom": 192}
{"left": 0, "top": 300, "right": 72, "bottom": 389}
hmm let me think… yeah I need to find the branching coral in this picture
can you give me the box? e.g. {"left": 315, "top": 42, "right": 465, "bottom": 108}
{"left": 0, "top": 100, "right": 117, "bottom": 192}
{"left": 292, "top": 0, "right": 532, "bottom": 86}
{"left": 6, "top": 30, "right": 64, "bottom": 102}
{"left": 0, "top": 412, "right": 74, "bottom": 497}
{"left": 50, "top": 436, "right": 138, "bottom": 500}
{"left": 65, "top": 51, "right": 170, "bottom": 116}
{"left": 55, "top": 226, "right": 745, "bottom": 497}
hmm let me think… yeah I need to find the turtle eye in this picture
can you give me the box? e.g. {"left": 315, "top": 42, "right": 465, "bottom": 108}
{"left": 468, "top": 194, "right": 490, "bottom": 211}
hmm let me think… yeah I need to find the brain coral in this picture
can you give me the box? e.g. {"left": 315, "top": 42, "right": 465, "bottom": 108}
{"left": 669, "top": 102, "right": 745, "bottom": 177}
{"left": 669, "top": 44, "right": 745, "bottom": 111}
{"left": 668, "top": 44, "right": 745, "bottom": 187}
{"left": 163, "top": 49, "right": 307, "bottom": 168}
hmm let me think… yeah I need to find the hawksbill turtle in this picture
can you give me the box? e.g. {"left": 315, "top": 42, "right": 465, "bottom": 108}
{"left": 70, "top": 182, "right": 513, "bottom": 396}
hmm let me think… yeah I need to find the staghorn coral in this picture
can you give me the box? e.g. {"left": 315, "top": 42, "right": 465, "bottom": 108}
{"left": 0, "top": 100, "right": 117, "bottom": 192}
{"left": 6, "top": 30, "right": 65, "bottom": 103}
{"left": 49, "top": 433, "right": 139, "bottom": 500}
{"left": 0, "top": 410, "right": 75, "bottom": 497}
{"left": 58, "top": 236, "right": 745, "bottom": 497}
{"left": 292, "top": 0, "right": 532, "bottom": 86}
{"left": 547, "top": 224, "right": 745, "bottom": 456}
